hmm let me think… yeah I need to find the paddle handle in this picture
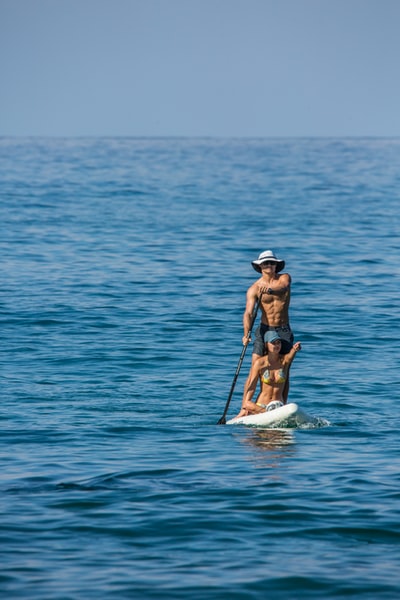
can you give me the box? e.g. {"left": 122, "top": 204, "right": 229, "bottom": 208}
{"left": 217, "top": 296, "right": 261, "bottom": 425}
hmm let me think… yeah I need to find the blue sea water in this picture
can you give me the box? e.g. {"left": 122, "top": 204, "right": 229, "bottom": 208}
{"left": 1, "top": 137, "right": 400, "bottom": 599}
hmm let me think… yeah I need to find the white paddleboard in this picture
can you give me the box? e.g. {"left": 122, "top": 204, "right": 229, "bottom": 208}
{"left": 226, "top": 402, "right": 314, "bottom": 428}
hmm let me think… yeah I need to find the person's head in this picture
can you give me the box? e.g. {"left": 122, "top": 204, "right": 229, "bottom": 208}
{"left": 264, "top": 330, "right": 282, "bottom": 351}
{"left": 251, "top": 250, "right": 285, "bottom": 274}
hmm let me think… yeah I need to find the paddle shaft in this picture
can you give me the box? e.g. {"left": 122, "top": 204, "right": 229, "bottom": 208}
{"left": 217, "top": 296, "right": 261, "bottom": 425}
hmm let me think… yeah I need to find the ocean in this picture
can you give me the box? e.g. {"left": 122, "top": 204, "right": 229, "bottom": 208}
{"left": 1, "top": 136, "right": 399, "bottom": 599}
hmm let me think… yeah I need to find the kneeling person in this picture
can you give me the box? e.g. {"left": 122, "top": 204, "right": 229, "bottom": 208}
{"left": 235, "top": 331, "right": 301, "bottom": 419}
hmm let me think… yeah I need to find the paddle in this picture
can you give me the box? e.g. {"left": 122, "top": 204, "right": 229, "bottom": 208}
{"left": 217, "top": 295, "right": 262, "bottom": 425}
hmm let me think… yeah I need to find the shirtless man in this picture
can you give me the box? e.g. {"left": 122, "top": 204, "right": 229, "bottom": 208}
{"left": 242, "top": 249, "right": 293, "bottom": 403}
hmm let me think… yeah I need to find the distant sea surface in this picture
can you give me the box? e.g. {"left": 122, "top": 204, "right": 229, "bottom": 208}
{"left": 1, "top": 137, "right": 400, "bottom": 599}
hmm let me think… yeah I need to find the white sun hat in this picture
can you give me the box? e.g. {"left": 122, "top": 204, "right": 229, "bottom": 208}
{"left": 251, "top": 250, "right": 285, "bottom": 273}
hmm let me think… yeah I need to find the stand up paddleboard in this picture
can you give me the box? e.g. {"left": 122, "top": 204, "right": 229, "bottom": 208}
{"left": 226, "top": 402, "right": 315, "bottom": 428}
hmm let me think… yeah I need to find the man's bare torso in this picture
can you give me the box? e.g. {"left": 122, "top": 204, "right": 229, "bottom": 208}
{"left": 254, "top": 273, "right": 290, "bottom": 327}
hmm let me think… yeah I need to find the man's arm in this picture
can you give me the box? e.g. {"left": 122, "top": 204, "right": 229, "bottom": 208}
{"left": 260, "top": 273, "right": 291, "bottom": 295}
{"left": 242, "top": 285, "right": 259, "bottom": 344}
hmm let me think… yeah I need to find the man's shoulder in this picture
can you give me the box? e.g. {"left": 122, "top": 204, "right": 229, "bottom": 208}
{"left": 247, "top": 278, "right": 263, "bottom": 292}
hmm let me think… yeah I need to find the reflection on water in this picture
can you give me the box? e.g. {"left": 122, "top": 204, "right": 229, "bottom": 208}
{"left": 236, "top": 429, "right": 297, "bottom": 473}
{"left": 240, "top": 428, "right": 296, "bottom": 452}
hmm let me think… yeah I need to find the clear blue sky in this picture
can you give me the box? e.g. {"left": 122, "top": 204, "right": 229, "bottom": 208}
{"left": 1, "top": 0, "right": 399, "bottom": 137}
